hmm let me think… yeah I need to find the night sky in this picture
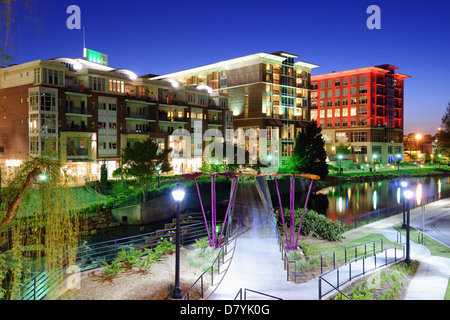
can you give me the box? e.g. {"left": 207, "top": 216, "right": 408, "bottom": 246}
{"left": 6, "top": 0, "right": 450, "bottom": 135}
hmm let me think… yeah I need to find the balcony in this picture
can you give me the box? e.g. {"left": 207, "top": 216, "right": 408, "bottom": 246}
{"left": 65, "top": 86, "right": 92, "bottom": 95}
{"left": 126, "top": 129, "right": 151, "bottom": 135}
{"left": 125, "top": 95, "right": 157, "bottom": 104}
{"left": 158, "top": 99, "right": 189, "bottom": 107}
{"left": 65, "top": 106, "right": 92, "bottom": 116}
{"left": 67, "top": 148, "right": 88, "bottom": 157}
{"left": 62, "top": 125, "right": 93, "bottom": 132}
{"left": 125, "top": 112, "right": 155, "bottom": 121}
{"left": 159, "top": 114, "right": 188, "bottom": 123}
{"left": 208, "top": 119, "right": 222, "bottom": 125}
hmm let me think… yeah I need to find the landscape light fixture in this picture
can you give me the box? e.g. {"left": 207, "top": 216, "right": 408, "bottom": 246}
{"left": 338, "top": 154, "right": 343, "bottom": 174}
{"left": 400, "top": 181, "right": 408, "bottom": 228}
{"left": 403, "top": 189, "right": 414, "bottom": 266}
{"left": 171, "top": 183, "right": 185, "bottom": 299}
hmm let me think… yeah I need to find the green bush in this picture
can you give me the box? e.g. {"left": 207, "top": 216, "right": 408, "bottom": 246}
{"left": 194, "top": 237, "right": 210, "bottom": 250}
{"left": 279, "top": 208, "right": 347, "bottom": 241}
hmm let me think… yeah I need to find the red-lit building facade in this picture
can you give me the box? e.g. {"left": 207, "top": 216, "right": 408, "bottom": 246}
{"left": 310, "top": 65, "right": 410, "bottom": 164}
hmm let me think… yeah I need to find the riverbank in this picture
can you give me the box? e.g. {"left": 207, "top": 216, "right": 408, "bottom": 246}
{"left": 325, "top": 167, "right": 450, "bottom": 188}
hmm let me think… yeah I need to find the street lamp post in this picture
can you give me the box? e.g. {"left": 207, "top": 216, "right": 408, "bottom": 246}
{"left": 373, "top": 154, "right": 378, "bottom": 173}
{"left": 400, "top": 181, "right": 408, "bottom": 228}
{"left": 171, "top": 183, "right": 185, "bottom": 299}
{"left": 338, "top": 154, "right": 343, "bottom": 174}
{"left": 396, "top": 154, "right": 401, "bottom": 171}
{"left": 403, "top": 189, "right": 414, "bottom": 266}
{"left": 156, "top": 166, "right": 161, "bottom": 188}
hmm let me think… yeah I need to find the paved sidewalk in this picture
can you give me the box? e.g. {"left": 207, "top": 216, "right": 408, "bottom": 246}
{"left": 342, "top": 198, "right": 450, "bottom": 300}
{"left": 208, "top": 183, "right": 450, "bottom": 300}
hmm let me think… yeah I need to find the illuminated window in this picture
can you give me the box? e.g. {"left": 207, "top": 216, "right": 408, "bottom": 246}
{"left": 335, "top": 109, "right": 341, "bottom": 117}
{"left": 351, "top": 107, "right": 357, "bottom": 116}
{"left": 342, "top": 108, "right": 348, "bottom": 117}
{"left": 327, "top": 109, "right": 332, "bottom": 118}
{"left": 310, "top": 110, "right": 318, "bottom": 120}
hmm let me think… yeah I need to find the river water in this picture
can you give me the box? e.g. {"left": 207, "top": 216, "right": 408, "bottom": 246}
{"left": 87, "top": 176, "right": 450, "bottom": 244}
{"left": 286, "top": 176, "right": 450, "bottom": 222}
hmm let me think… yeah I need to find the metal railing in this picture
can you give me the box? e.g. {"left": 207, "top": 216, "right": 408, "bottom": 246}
{"left": 234, "top": 288, "right": 282, "bottom": 300}
{"left": 21, "top": 222, "right": 215, "bottom": 300}
{"left": 340, "top": 189, "right": 450, "bottom": 230}
{"left": 318, "top": 243, "right": 404, "bottom": 300}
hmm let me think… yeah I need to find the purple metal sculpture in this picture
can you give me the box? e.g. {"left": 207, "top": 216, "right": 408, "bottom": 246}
{"left": 274, "top": 173, "right": 319, "bottom": 251}
{"left": 183, "top": 172, "right": 239, "bottom": 248}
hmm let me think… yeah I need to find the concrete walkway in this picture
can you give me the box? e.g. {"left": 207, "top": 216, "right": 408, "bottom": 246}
{"left": 208, "top": 182, "right": 318, "bottom": 300}
{"left": 208, "top": 182, "right": 450, "bottom": 300}
{"left": 343, "top": 199, "right": 450, "bottom": 300}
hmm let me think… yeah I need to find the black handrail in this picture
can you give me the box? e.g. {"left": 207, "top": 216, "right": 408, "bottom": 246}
{"left": 318, "top": 243, "right": 404, "bottom": 299}
{"left": 234, "top": 288, "right": 283, "bottom": 300}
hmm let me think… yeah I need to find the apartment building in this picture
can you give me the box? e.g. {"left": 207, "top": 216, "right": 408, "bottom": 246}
{"left": 152, "top": 51, "right": 319, "bottom": 166}
{"left": 310, "top": 65, "right": 410, "bottom": 164}
{"left": 0, "top": 52, "right": 232, "bottom": 180}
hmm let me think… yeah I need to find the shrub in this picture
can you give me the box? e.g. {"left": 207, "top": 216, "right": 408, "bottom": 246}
{"left": 194, "top": 237, "right": 210, "bottom": 250}
{"left": 279, "top": 208, "right": 347, "bottom": 241}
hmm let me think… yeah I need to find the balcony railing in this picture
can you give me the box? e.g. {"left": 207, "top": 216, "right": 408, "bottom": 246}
{"left": 159, "top": 115, "right": 188, "bottom": 122}
{"left": 65, "top": 86, "right": 92, "bottom": 95}
{"left": 208, "top": 119, "right": 222, "bottom": 125}
{"left": 125, "top": 95, "right": 158, "bottom": 104}
{"left": 126, "top": 129, "right": 151, "bottom": 135}
{"left": 125, "top": 112, "right": 155, "bottom": 121}
{"left": 65, "top": 107, "right": 92, "bottom": 116}
{"left": 67, "top": 148, "right": 88, "bottom": 157}
{"left": 62, "top": 126, "right": 93, "bottom": 132}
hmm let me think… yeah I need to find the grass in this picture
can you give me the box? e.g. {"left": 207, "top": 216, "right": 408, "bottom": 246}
{"left": 445, "top": 279, "right": 450, "bottom": 300}
{"left": 329, "top": 167, "right": 450, "bottom": 178}
{"left": 392, "top": 223, "right": 450, "bottom": 259}
{"left": 334, "top": 260, "right": 419, "bottom": 300}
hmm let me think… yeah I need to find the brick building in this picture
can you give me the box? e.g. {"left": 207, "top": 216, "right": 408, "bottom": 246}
{"left": 152, "top": 51, "right": 319, "bottom": 166}
{"left": 0, "top": 53, "right": 232, "bottom": 181}
{"left": 310, "top": 65, "right": 410, "bottom": 164}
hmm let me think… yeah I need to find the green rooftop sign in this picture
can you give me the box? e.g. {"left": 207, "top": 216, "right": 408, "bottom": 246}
{"left": 83, "top": 48, "right": 108, "bottom": 66}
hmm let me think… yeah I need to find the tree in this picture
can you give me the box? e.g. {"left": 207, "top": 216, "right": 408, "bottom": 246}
{"left": 122, "top": 138, "right": 172, "bottom": 190}
{"left": 200, "top": 141, "right": 268, "bottom": 173}
{"left": 436, "top": 101, "right": 450, "bottom": 155}
{"left": 336, "top": 143, "right": 352, "bottom": 156}
{"left": 286, "top": 120, "right": 328, "bottom": 179}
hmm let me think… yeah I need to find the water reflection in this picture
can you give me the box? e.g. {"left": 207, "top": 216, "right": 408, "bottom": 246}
{"left": 311, "top": 177, "right": 450, "bottom": 221}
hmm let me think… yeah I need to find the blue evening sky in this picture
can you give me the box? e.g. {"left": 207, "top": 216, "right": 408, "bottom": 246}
{"left": 7, "top": 0, "right": 450, "bottom": 135}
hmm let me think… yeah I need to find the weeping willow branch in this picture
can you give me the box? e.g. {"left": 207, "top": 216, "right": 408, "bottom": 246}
{"left": 0, "top": 158, "right": 42, "bottom": 226}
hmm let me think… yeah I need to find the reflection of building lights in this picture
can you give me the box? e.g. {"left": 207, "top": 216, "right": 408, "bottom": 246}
{"left": 373, "top": 191, "right": 377, "bottom": 210}
{"left": 438, "top": 179, "right": 442, "bottom": 195}
{"left": 338, "top": 197, "right": 343, "bottom": 213}
{"left": 397, "top": 187, "right": 401, "bottom": 204}
{"left": 416, "top": 184, "right": 422, "bottom": 205}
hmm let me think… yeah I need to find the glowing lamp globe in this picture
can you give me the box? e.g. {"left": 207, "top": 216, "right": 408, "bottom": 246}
{"left": 172, "top": 184, "right": 185, "bottom": 202}
{"left": 404, "top": 189, "right": 414, "bottom": 200}
{"left": 401, "top": 181, "right": 408, "bottom": 188}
